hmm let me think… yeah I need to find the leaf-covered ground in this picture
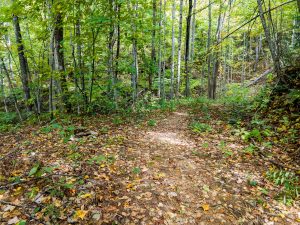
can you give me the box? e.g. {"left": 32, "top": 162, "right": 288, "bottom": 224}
{"left": 0, "top": 106, "right": 299, "bottom": 224}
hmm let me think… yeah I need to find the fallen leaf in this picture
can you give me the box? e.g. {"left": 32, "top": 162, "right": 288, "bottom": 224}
{"left": 74, "top": 210, "right": 88, "bottom": 220}
{"left": 80, "top": 193, "right": 92, "bottom": 199}
{"left": 202, "top": 204, "right": 210, "bottom": 211}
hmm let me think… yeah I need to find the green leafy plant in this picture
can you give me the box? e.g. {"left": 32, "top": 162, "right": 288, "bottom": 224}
{"left": 218, "top": 141, "right": 233, "bottom": 157}
{"left": 190, "top": 121, "right": 212, "bottom": 133}
{"left": 241, "top": 129, "right": 262, "bottom": 142}
{"left": 243, "top": 144, "right": 256, "bottom": 154}
{"left": 87, "top": 154, "right": 116, "bottom": 165}
{"left": 266, "top": 168, "right": 300, "bottom": 205}
{"left": 147, "top": 119, "right": 157, "bottom": 127}
{"left": 28, "top": 163, "right": 55, "bottom": 178}
{"left": 132, "top": 167, "right": 141, "bottom": 175}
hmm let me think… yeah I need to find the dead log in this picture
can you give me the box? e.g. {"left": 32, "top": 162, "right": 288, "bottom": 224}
{"left": 247, "top": 68, "right": 273, "bottom": 87}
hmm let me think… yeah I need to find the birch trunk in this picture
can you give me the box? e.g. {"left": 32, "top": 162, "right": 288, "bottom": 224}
{"left": 170, "top": 0, "right": 175, "bottom": 99}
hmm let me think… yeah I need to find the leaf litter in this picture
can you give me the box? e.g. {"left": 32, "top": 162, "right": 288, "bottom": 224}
{"left": 0, "top": 107, "right": 299, "bottom": 224}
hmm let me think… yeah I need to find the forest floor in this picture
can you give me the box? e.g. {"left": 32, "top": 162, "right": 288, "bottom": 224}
{"left": 0, "top": 105, "right": 299, "bottom": 224}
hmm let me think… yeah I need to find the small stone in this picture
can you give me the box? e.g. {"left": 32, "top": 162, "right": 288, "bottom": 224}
{"left": 92, "top": 213, "right": 101, "bottom": 221}
{"left": 168, "top": 192, "right": 178, "bottom": 197}
{"left": 158, "top": 202, "right": 164, "bottom": 208}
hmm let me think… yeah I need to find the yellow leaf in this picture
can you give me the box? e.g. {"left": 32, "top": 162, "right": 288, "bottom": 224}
{"left": 154, "top": 173, "right": 166, "bottom": 180}
{"left": 74, "top": 210, "right": 88, "bottom": 220}
{"left": 80, "top": 193, "right": 92, "bottom": 199}
{"left": 202, "top": 204, "right": 210, "bottom": 211}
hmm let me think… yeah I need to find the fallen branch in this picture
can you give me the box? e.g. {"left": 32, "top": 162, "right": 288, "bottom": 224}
{"left": 246, "top": 69, "right": 273, "bottom": 87}
{"left": 0, "top": 200, "right": 22, "bottom": 207}
{"left": 0, "top": 173, "right": 83, "bottom": 189}
{"left": 256, "top": 149, "right": 299, "bottom": 172}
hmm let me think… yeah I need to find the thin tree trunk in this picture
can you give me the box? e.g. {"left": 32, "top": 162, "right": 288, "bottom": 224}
{"left": 190, "top": 0, "right": 197, "bottom": 62}
{"left": 158, "top": 0, "right": 162, "bottom": 98}
{"left": 254, "top": 36, "right": 260, "bottom": 72}
{"left": 176, "top": 0, "right": 184, "bottom": 97}
{"left": 108, "top": 0, "right": 116, "bottom": 102}
{"left": 1, "top": 58, "right": 22, "bottom": 120}
{"left": 161, "top": 0, "right": 166, "bottom": 101}
{"left": 242, "top": 33, "right": 246, "bottom": 85}
{"left": 76, "top": 1, "right": 87, "bottom": 110}
{"left": 115, "top": 3, "right": 121, "bottom": 95}
{"left": 89, "top": 29, "right": 97, "bottom": 104}
{"left": 0, "top": 68, "right": 8, "bottom": 112}
{"left": 150, "top": 0, "right": 157, "bottom": 91}
{"left": 257, "top": 0, "right": 281, "bottom": 76}
{"left": 211, "top": 2, "right": 224, "bottom": 99}
{"left": 130, "top": 3, "right": 139, "bottom": 103}
{"left": 207, "top": 0, "right": 212, "bottom": 98}
{"left": 184, "top": 0, "right": 193, "bottom": 97}
{"left": 170, "top": 0, "right": 175, "bottom": 99}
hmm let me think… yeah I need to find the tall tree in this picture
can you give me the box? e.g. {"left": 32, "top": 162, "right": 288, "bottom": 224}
{"left": 207, "top": 0, "right": 212, "bottom": 98}
{"left": 190, "top": 0, "right": 197, "bottom": 61}
{"left": 170, "top": 0, "right": 175, "bottom": 99}
{"left": 211, "top": 2, "right": 225, "bottom": 99}
{"left": 176, "top": 0, "right": 184, "bottom": 96}
{"left": 150, "top": 0, "right": 157, "bottom": 91}
{"left": 184, "top": 0, "right": 193, "bottom": 97}
{"left": 12, "top": 1, "right": 31, "bottom": 110}
{"left": 52, "top": 5, "right": 71, "bottom": 112}
{"left": 257, "top": 0, "right": 281, "bottom": 76}
{"left": 1, "top": 58, "right": 22, "bottom": 120}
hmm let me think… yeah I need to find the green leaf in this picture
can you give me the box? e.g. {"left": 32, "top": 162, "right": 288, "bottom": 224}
{"left": 132, "top": 167, "right": 141, "bottom": 174}
{"left": 29, "top": 164, "right": 40, "bottom": 176}
{"left": 16, "top": 220, "right": 26, "bottom": 225}
{"left": 249, "top": 180, "right": 258, "bottom": 186}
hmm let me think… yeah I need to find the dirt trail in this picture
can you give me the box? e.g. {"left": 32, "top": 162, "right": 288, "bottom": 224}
{"left": 122, "top": 111, "right": 299, "bottom": 225}
{"left": 1, "top": 110, "right": 299, "bottom": 224}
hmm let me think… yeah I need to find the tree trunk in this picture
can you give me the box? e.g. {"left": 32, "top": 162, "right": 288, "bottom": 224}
{"left": 150, "top": 0, "right": 157, "bottom": 91}
{"left": 1, "top": 58, "right": 22, "bottom": 120}
{"left": 12, "top": 8, "right": 31, "bottom": 110}
{"left": 131, "top": 3, "right": 139, "bottom": 103}
{"left": 190, "top": 0, "right": 197, "bottom": 62}
{"left": 108, "top": 0, "right": 116, "bottom": 102}
{"left": 170, "top": 0, "right": 175, "bottom": 99}
{"left": 207, "top": 0, "right": 212, "bottom": 98}
{"left": 0, "top": 68, "right": 8, "bottom": 112}
{"left": 176, "top": 0, "right": 184, "bottom": 97}
{"left": 257, "top": 0, "right": 281, "bottom": 77}
{"left": 184, "top": 0, "right": 193, "bottom": 97}
{"left": 158, "top": 0, "right": 162, "bottom": 98}
{"left": 53, "top": 10, "right": 71, "bottom": 112}
{"left": 115, "top": 3, "right": 121, "bottom": 93}
{"left": 76, "top": 1, "right": 88, "bottom": 110}
{"left": 242, "top": 33, "right": 246, "bottom": 85}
